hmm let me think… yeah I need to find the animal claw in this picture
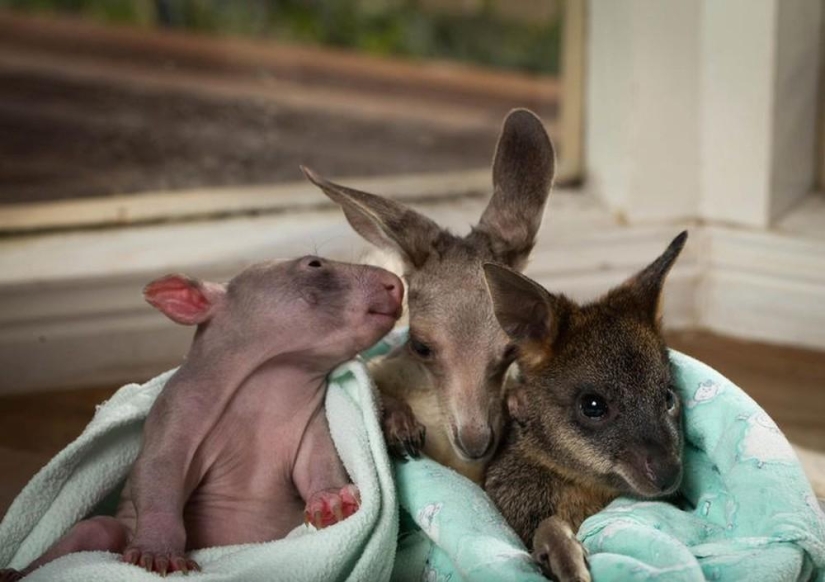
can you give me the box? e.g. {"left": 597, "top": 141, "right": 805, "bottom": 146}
{"left": 155, "top": 556, "right": 170, "bottom": 576}
{"left": 304, "top": 485, "right": 361, "bottom": 529}
{"left": 171, "top": 556, "right": 188, "bottom": 574}
{"left": 382, "top": 403, "right": 426, "bottom": 460}
{"left": 122, "top": 547, "right": 197, "bottom": 575}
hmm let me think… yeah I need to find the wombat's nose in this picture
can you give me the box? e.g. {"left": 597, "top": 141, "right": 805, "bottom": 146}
{"left": 378, "top": 272, "right": 404, "bottom": 307}
{"left": 299, "top": 255, "right": 325, "bottom": 270}
{"left": 384, "top": 279, "right": 403, "bottom": 306}
{"left": 455, "top": 425, "right": 495, "bottom": 460}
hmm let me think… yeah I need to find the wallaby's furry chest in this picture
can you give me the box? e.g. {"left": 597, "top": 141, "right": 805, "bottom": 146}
{"left": 484, "top": 436, "right": 616, "bottom": 547}
{"left": 369, "top": 350, "right": 487, "bottom": 483}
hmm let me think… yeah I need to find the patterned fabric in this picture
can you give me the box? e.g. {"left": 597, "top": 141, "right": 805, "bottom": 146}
{"left": 371, "top": 330, "right": 825, "bottom": 582}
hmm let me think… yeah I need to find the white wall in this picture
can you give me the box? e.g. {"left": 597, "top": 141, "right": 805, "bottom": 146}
{"left": 588, "top": 0, "right": 823, "bottom": 228}
{"left": 586, "top": 0, "right": 701, "bottom": 222}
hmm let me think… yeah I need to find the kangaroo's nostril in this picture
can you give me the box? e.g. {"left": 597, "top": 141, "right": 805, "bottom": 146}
{"left": 656, "top": 461, "right": 683, "bottom": 492}
{"left": 455, "top": 426, "right": 495, "bottom": 460}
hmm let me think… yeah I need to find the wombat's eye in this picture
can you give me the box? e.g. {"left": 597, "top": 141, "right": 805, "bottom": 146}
{"left": 409, "top": 337, "right": 433, "bottom": 359}
{"left": 666, "top": 388, "right": 677, "bottom": 411}
{"left": 579, "top": 393, "right": 608, "bottom": 420}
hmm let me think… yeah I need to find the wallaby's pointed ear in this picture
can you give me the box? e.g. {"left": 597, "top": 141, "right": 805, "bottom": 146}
{"left": 144, "top": 274, "right": 225, "bottom": 325}
{"left": 614, "top": 231, "right": 688, "bottom": 326}
{"left": 476, "top": 109, "right": 555, "bottom": 269}
{"left": 301, "top": 166, "right": 443, "bottom": 270}
{"left": 483, "top": 263, "right": 563, "bottom": 369}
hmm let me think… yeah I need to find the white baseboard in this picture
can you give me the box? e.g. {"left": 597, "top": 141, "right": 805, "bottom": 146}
{"left": 699, "top": 226, "right": 825, "bottom": 349}
{"left": 0, "top": 183, "right": 823, "bottom": 395}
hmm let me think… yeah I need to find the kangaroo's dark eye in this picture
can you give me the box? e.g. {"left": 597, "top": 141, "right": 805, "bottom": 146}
{"left": 666, "top": 388, "right": 677, "bottom": 411}
{"left": 503, "top": 344, "right": 517, "bottom": 362}
{"left": 308, "top": 259, "right": 322, "bottom": 268}
{"left": 409, "top": 337, "right": 433, "bottom": 359}
{"left": 579, "top": 393, "right": 608, "bottom": 420}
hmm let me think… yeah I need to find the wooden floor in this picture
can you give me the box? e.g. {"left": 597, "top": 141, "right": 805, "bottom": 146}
{"left": 1, "top": 330, "right": 823, "bottom": 518}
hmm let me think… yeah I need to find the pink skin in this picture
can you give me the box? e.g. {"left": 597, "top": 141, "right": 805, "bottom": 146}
{"left": 4, "top": 256, "right": 402, "bottom": 579}
{"left": 303, "top": 484, "right": 361, "bottom": 529}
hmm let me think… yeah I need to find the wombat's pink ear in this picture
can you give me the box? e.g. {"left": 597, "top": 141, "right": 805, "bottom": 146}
{"left": 143, "top": 274, "right": 225, "bottom": 325}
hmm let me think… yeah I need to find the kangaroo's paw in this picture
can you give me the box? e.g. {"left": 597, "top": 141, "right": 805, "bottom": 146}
{"left": 532, "top": 516, "right": 590, "bottom": 582}
{"left": 382, "top": 398, "right": 426, "bottom": 459}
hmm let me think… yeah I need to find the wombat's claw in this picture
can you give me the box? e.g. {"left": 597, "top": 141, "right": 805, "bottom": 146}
{"left": 122, "top": 548, "right": 200, "bottom": 576}
{"left": 382, "top": 404, "right": 426, "bottom": 460}
{"left": 0, "top": 568, "right": 23, "bottom": 582}
{"left": 304, "top": 484, "right": 361, "bottom": 529}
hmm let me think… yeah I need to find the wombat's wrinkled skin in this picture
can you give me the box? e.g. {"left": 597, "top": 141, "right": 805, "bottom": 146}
{"left": 483, "top": 233, "right": 688, "bottom": 582}
{"left": 1, "top": 256, "right": 402, "bottom": 580}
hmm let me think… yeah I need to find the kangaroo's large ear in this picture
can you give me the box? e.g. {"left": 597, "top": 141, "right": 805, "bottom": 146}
{"left": 610, "top": 231, "right": 688, "bottom": 326}
{"left": 483, "top": 263, "right": 566, "bottom": 370}
{"left": 475, "top": 109, "right": 556, "bottom": 269}
{"left": 144, "top": 274, "right": 226, "bottom": 325}
{"left": 301, "top": 166, "right": 444, "bottom": 271}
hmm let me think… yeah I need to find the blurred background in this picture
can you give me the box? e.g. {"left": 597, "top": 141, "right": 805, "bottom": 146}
{"left": 0, "top": 0, "right": 567, "bottom": 204}
{"left": 0, "top": 0, "right": 823, "bottom": 514}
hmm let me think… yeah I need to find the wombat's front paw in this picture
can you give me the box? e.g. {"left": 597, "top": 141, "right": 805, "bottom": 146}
{"left": 0, "top": 568, "right": 23, "bottom": 582}
{"left": 532, "top": 516, "right": 590, "bottom": 582}
{"left": 304, "top": 484, "right": 361, "bottom": 529}
{"left": 382, "top": 399, "right": 426, "bottom": 459}
{"left": 122, "top": 546, "right": 200, "bottom": 575}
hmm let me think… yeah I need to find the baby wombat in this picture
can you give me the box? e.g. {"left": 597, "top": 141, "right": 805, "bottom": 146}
{"left": 483, "top": 232, "right": 687, "bottom": 582}
{"left": 0, "top": 256, "right": 402, "bottom": 581}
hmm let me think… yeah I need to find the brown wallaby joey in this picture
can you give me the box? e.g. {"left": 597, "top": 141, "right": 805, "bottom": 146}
{"left": 483, "top": 232, "right": 688, "bottom": 582}
{"left": 301, "top": 109, "right": 555, "bottom": 482}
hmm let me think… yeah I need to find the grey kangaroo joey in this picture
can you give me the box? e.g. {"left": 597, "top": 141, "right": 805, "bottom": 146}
{"left": 301, "top": 108, "right": 556, "bottom": 483}
{"left": 483, "top": 232, "right": 688, "bottom": 582}
{"left": 0, "top": 256, "right": 402, "bottom": 581}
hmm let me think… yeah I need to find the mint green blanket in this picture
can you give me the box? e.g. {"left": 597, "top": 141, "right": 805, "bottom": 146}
{"left": 372, "top": 332, "right": 825, "bottom": 582}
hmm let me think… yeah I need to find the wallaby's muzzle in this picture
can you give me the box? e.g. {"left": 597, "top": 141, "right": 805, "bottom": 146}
{"left": 453, "top": 423, "right": 496, "bottom": 460}
{"left": 622, "top": 447, "right": 683, "bottom": 497}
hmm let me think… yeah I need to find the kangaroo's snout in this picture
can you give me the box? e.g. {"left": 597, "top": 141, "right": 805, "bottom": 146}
{"left": 626, "top": 447, "right": 682, "bottom": 495}
{"left": 651, "top": 457, "right": 682, "bottom": 494}
{"left": 453, "top": 423, "right": 495, "bottom": 460}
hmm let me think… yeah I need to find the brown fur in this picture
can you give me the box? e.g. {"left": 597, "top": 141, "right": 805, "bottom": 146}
{"left": 483, "top": 232, "right": 688, "bottom": 581}
{"left": 302, "top": 109, "right": 556, "bottom": 481}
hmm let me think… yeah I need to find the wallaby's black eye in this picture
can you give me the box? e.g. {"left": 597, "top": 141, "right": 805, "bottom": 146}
{"left": 308, "top": 259, "right": 322, "bottom": 268}
{"left": 579, "top": 393, "right": 608, "bottom": 420}
{"left": 409, "top": 337, "right": 433, "bottom": 359}
{"left": 503, "top": 344, "right": 517, "bottom": 362}
{"left": 666, "top": 388, "right": 677, "bottom": 411}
